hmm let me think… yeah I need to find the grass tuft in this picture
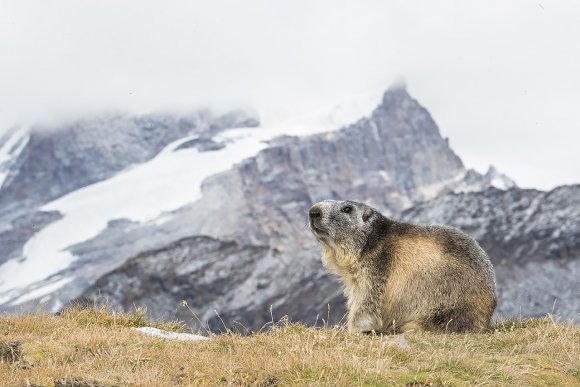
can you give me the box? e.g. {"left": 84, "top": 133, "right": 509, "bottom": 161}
{"left": 58, "top": 304, "right": 186, "bottom": 332}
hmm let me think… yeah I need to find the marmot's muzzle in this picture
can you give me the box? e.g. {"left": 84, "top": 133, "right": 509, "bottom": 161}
{"left": 309, "top": 203, "right": 326, "bottom": 235}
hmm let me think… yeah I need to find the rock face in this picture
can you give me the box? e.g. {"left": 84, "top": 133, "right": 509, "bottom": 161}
{"left": 77, "top": 234, "right": 347, "bottom": 332}
{"left": 401, "top": 185, "right": 580, "bottom": 321}
{"left": 77, "top": 236, "right": 280, "bottom": 332}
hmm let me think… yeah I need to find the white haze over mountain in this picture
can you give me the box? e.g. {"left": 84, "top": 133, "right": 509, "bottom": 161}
{"left": 1, "top": 0, "right": 579, "bottom": 189}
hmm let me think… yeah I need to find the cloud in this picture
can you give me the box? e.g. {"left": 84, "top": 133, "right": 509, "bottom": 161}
{"left": 0, "top": 0, "right": 579, "bottom": 189}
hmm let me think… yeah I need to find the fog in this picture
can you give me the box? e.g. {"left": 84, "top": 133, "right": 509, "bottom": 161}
{"left": 1, "top": 0, "right": 579, "bottom": 189}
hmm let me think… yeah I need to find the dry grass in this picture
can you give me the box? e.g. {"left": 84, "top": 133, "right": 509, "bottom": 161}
{"left": 1, "top": 306, "right": 579, "bottom": 386}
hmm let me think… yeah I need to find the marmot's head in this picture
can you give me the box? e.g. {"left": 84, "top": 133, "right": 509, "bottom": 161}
{"left": 309, "top": 200, "right": 377, "bottom": 253}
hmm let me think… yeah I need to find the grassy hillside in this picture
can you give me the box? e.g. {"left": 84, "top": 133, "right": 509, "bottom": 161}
{"left": 1, "top": 306, "right": 578, "bottom": 386}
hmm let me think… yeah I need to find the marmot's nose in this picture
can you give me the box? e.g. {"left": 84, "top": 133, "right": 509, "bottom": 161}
{"left": 309, "top": 206, "right": 322, "bottom": 219}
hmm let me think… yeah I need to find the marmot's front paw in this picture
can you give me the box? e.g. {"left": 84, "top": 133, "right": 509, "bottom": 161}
{"left": 349, "top": 314, "right": 382, "bottom": 334}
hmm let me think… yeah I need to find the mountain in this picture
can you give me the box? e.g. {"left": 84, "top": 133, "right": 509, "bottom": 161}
{"left": 2, "top": 84, "right": 474, "bottom": 310}
{"left": 6, "top": 82, "right": 569, "bottom": 333}
{"left": 55, "top": 84, "right": 535, "bottom": 331}
{"left": 0, "top": 109, "right": 260, "bottom": 306}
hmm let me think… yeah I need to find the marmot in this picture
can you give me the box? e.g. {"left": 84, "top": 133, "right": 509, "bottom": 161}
{"left": 309, "top": 200, "right": 497, "bottom": 334}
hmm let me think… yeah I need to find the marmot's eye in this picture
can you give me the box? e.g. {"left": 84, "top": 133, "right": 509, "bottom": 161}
{"left": 341, "top": 206, "right": 352, "bottom": 213}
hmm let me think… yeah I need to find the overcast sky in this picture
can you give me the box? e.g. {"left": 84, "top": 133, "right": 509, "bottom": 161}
{"left": 1, "top": 0, "right": 579, "bottom": 189}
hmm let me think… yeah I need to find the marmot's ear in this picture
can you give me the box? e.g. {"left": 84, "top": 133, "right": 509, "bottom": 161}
{"left": 363, "top": 207, "right": 373, "bottom": 222}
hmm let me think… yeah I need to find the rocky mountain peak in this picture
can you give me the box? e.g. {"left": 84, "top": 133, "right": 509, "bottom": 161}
{"left": 381, "top": 80, "right": 411, "bottom": 104}
{"left": 371, "top": 82, "right": 445, "bottom": 144}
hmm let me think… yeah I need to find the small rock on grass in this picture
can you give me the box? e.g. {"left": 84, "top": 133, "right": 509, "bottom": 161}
{"left": 134, "top": 327, "right": 209, "bottom": 341}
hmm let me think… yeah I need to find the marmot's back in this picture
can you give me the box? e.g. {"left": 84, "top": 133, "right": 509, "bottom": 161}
{"left": 385, "top": 222, "right": 497, "bottom": 333}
